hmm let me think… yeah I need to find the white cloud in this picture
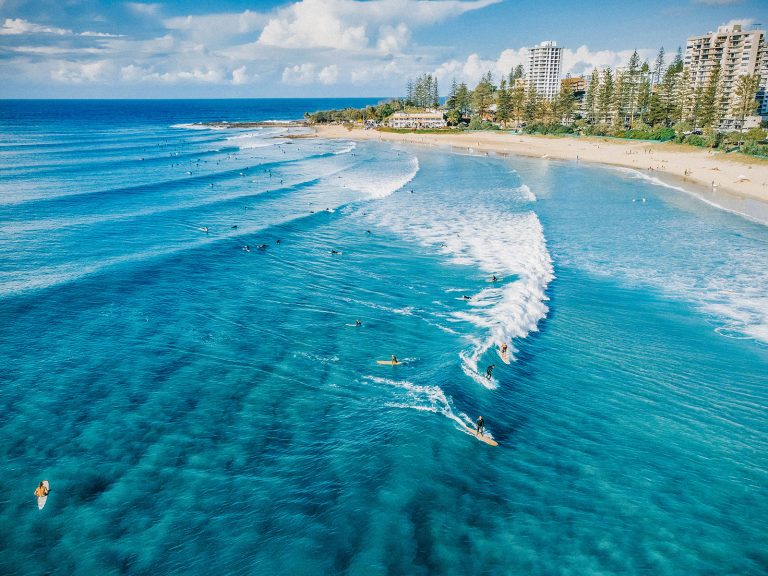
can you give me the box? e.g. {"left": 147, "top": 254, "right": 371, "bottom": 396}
{"left": 318, "top": 64, "right": 339, "bottom": 84}
{"left": 125, "top": 3, "right": 162, "bottom": 17}
{"left": 282, "top": 63, "right": 317, "bottom": 84}
{"left": 721, "top": 18, "right": 754, "bottom": 28}
{"left": 232, "top": 65, "right": 249, "bottom": 85}
{"left": 1, "top": 18, "right": 71, "bottom": 35}
{"left": 52, "top": 60, "right": 113, "bottom": 83}
{"left": 258, "top": 0, "right": 499, "bottom": 51}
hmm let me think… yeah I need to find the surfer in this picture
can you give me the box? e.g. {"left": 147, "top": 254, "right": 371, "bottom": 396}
{"left": 34, "top": 481, "right": 49, "bottom": 499}
{"left": 485, "top": 364, "right": 495, "bottom": 379}
{"left": 199, "top": 226, "right": 209, "bottom": 234}
{"left": 231, "top": 225, "right": 238, "bottom": 229}
{"left": 462, "top": 295, "right": 471, "bottom": 300}
{"left": 500, "top": 342, "right": 508, "bottom": 355}
{"left": 355, "top": 320, "right": 362, "bottom": 327}
{"left": 330, "top": 249, "right": 340, "bottom": 255}
{"left": 492, "top": 275, "right": 498, "bottom": 282}
{"left": 476, "top": 416, "right": 485, "bottom": 436}
{"left": 257, "top": 244, "right": 268, "bottom": 250}
{"left": 242, "top": 245, "right": 251, "bottom": 252}
{"left": 391, "top": 354, "right": 398, "bottom": 365}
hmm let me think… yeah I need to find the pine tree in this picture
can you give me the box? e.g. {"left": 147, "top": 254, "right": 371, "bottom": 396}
{"left": 510, "top": 82, "right": 526, "bottom": 127}
{"left": 446, "top": 78, "right": 459, "bottom": 111}
{"left": 472, "top": 73, "right": 495, "bottom": 119}
{"left": 699, "top": 63, "right": 721, "bottom": 129}
{"left": 732, "top": 74, "right": 761, "bottom": 128}
{"left": 523, "top": 85, "right": 539, "bottom": 123}
{"left": 597, "top": 68, "right": 614, "bottom": 125}
{"left": 496, "top": 78, "right": 512, "bottom": 127}
{"left": 584, "top": 69, "right": 600, "bottom": 125}
{"left": 432, "top": 77, "right": 440, "bottom": 108}
{"left": 652, "top": 47, "right": 665, "bottom": 86}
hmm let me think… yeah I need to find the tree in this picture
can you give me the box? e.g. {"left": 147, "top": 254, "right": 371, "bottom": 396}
{"left": 597, "top": 68, "right": 614, "bottom": 125}
{"left": 472, "top": 73, "right": 495, "bottom": 119}
{"left": 732, "top": 74, "right": 761, "bottom": 129}
{"left": 455, "top": 83, "right": 471, "bottom": 118}
{"left": 699, "top": 63, "right": 722, "bottom": 129}
{"left": 510, "top": 81, "right": 526, "bottom": 127}
{"left": 583, "top": 68, "right": 600, "bottom": 125}
{"left": 445, "top": 78, "right": 459, "bottom": 111}
{"left": 552, "top": 85, "right": 575, "bottom": 125}
{"left": 652, "top": 47, "right": 665, "bottom": 86}
{"left": 523, "top": 85, "right": 540, "bottom": 123}
{"left": 496, "top": 78, "right": 512, "bottom": 127}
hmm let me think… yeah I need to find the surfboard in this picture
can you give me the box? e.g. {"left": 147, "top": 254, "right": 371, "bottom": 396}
{"left": 460, "top": 423, "right": 498, "bottom": 446}
{"left": 376, "top": 360, "right": 401, "bottom": 365}
{"left": 497, "top": 347, "right": 511, "bottom": 365}
{"left": 36, "top": 481, "right": 49, "bottom": 510}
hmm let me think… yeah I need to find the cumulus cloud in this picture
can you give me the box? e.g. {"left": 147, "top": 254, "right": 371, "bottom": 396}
{"left": 282, "top": 63, "right": 317, "bottom": 84}
{"left": 258, "top": 0, "right": 499, "bottom": 51}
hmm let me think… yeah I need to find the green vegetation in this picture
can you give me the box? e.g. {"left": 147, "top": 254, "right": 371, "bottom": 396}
{"left": 305, "top": 46, "right": 767, "bottom": 158}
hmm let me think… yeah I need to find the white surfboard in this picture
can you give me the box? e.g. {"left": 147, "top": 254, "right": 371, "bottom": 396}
{"left": 36, "top": 480, "right": 49, "bottom": 510}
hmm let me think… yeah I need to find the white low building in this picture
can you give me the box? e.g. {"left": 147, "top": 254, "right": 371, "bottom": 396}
{"left": 387, "top": 111, "right": 447, "bottom": 129}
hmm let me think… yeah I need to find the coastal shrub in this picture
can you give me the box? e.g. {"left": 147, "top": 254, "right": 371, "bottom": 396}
{"left": 684, "top": 134, "right": 707, "bottom": 147}
{"left": 467, "top": 116, "right": 483, "bottom": 130}
{"left": 523, "top": 122, "right": 573, "bottom": 135}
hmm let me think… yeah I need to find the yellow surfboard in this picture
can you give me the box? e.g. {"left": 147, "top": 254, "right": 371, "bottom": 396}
{"left": 376, "top": 360, "right": 401, "bottom": 365}
{"left": 460, "top": 423, "right": 498, "bottom": 446}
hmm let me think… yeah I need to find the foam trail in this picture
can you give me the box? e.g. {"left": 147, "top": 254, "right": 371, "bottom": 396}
{"left": 365, "top": 375, "right": 497, "bottom": 441}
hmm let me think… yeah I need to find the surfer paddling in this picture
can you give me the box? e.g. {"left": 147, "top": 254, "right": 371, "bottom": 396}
{"left": 34, "top": 481, "right": 49, "bottom": 499}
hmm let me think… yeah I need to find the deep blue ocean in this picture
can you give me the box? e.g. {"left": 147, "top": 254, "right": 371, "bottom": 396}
{"left": 1, "top": 99, "right": 767, "bottom": 575}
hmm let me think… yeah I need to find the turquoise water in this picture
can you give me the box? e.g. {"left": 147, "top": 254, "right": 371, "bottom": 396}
{"left": 1, "top": 101, "right": 767, "bottom": 575}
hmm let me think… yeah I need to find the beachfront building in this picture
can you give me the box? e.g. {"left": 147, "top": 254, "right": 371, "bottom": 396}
{"left": 684, "top": 23, "right": 767, "bottom": 130}
{"left": 387, "top": 111, "right": 447, "bottom": 129}
{"left": 527, "top": 41, "right": 564, "bottom": 101}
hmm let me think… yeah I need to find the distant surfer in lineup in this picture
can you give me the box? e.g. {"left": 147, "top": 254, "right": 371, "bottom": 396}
{"left": 355, "top": 319, "right": 362, "bottom": 327}
{"left": 199, "top": 226, "right": 209, "bottom": 233}
{"left": 476, "top": 416, "right": 485, "bottom": 436}
{"left": 491, "top": 275, "right": 498, "bottom": 282}
{"left": 34, "top": 480, "right": 50, "bottom": 510}
{"left": 485, "top": 364, "right": 495, "bottom": 379}
{"left": 462, "top": 295, "right": 471, "bottom": 300}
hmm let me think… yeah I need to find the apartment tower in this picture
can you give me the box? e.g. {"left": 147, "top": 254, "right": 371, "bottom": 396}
{"left": 684, "top": 23, "right": 767, "bottom": 130}
{"left": 527, "top": 41, "right": 563, "bottom": 101}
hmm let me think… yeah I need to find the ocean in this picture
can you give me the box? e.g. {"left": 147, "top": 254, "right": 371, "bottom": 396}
{"left": 1, "top": 99, "right": 766, "bottom": 575}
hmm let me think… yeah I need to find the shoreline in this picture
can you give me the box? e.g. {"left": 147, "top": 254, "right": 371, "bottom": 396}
{"left": 312, "top": 125, "right": 768, "bottom": 225}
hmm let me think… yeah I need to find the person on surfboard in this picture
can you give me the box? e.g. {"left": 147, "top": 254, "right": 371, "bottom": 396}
{"left": 485, "top": 364, "right": 495, "bottom": 379}
{"left": 391, "top": 355, "right": 398, "bottom": 365}
{"left": 500, "top": 342, "right": 508, "bottom": 356}
{"left": 34, "top": 481, "right": 49, "bottom": 498}
{"left": 355, "top": 320, "right": 362, "bottom": 327}
{"left": 476, "top": 416, "right": 485, "bottom": 436}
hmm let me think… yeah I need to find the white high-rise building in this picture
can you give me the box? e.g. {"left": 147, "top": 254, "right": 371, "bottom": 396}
{"left": 684, "top": 23, "right": 767, "bottom": 130}
{"left": 527, "top": 41, "right": 563, "bottom": 101}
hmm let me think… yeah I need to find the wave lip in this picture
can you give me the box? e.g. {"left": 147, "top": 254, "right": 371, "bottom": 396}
{"left": 370, "top": 197, "right": 554, "bottom": 376}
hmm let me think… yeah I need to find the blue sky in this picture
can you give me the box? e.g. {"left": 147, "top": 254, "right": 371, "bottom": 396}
{"left": 1, "top": 0, "right": 766, "bottom": 98}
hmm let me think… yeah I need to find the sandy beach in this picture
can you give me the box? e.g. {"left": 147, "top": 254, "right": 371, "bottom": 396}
{"left": 313, "top": 125, "right": 768, "bottom": 224}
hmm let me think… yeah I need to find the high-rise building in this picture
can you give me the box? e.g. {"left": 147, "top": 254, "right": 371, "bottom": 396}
{"left": 527, "top": 41, "right": 563, "bottom": 101}
{"left": 684, "top": 23, "right": 766, "bottom": 130}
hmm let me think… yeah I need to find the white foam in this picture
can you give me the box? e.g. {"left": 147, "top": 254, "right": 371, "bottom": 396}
{"left": 340, "top": 154, "right": 419, "bottom": 200}
{"left": 370, "top": 201, "right": 553, "bottom": 378}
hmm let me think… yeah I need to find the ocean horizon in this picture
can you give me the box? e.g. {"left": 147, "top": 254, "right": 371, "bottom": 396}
{"left": 1, "top": 99, "right": 766, "bottom": 575}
